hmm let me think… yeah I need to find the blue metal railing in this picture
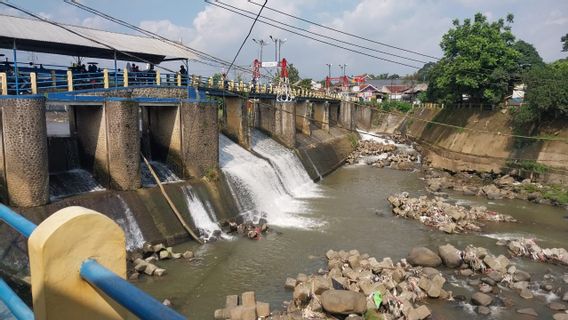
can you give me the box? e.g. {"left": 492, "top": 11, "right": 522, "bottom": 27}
{"left": 0, "top": 204, "right": 36, "bottom": 238}
{"left": 0, "top": 278, "right": 33, "bottom": 320}
{"left": 0, "top": 203, "right": 187, "bottom": 320}
{"left": 81, "top": 260, "right": 185, "bottom": 320}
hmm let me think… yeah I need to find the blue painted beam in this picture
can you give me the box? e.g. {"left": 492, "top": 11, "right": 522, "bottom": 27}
{"left": 80, "top": 259, "right": 186, "bottom": 320}
{"left": 0, "top": 204, "right": 37, "bottom": 238}
{"left": 0, "top": 278, "right": 34, "bottom": 320}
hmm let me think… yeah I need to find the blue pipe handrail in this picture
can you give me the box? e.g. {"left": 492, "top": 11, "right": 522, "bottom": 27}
{"left": 0, "top": 278, "right": 34, "bottom": 320}
{"left": 81, "top": 260, "right": 185, "bottom": 320}
{"left": 0, "top": 204, "right": 36, "bottom": 238}
{"left": 0, "top": 204, "right": 187, "bottom": 319}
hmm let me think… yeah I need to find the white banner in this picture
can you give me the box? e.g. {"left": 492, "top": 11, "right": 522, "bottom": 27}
{"left": 261, "top": 61, "right": 278, "bottom": 68}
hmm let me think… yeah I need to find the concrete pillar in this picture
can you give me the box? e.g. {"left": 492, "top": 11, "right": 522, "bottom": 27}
{"left": 223, "top": 97, "right": 250, "bottom": 149}
{"left": 0, "top": 96, "right": 49, "bottom": 207}
{"left": 274, "top": 101, "right": 296, "bottom": 148}
{"left": 295, "top": 100, "right": 311, "bottom": 136}
{"left": 329, "top": 102, "right": 340, "bottom": 126}
{"left": 355, "top": 104, "right": 372, "bottom": 132}
{"left": 339, "top": 100, "right": 355, "bottom": 130}
{"left": 73, "top": 99, "right": 141, "bottom": 191}
{"left": 312, "top": 101, "right": 330, "bottom": 132}
{"left": 257, "top": 99, "right": 275, "bottom": 134}
{"left": 179, "top": 100, "right": 219, "bottom": 177}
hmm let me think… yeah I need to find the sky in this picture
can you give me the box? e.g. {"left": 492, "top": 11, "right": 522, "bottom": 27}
{"left": 1, "top": 0, "right": 567, "bottom": 80}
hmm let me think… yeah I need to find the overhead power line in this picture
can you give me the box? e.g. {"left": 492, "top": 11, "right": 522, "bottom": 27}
{"left": 226, "top": 0, "right": 268, "bottom": 75}
{"left": 205, "top": 1, "right": 421, "bottom": 70}
{"left": 216, "top": 0, "right": 429, "bottom": 65}
{"left": 247, "top": 0, "right": 440, "bottom": 61}
{"left": 64, "top": 0, "right": 274, "bottom": 81}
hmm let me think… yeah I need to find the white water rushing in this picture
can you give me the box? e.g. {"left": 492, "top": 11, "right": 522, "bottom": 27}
{"left": 251, "top": 129, "right": 320, "bottom": 198}
{"left": 219, "top": 134, "right": 321, "bottom": 229}
{"left": 181, "top": 185, "right": 227, "bottom": 241}
{"left": 116, "top": 195, "right": 145, "bottom": 251}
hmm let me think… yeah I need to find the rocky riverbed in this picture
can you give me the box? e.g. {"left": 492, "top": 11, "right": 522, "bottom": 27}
{"left": 346, "top": 139, "right": 420, "bottom": 171}
{"left": 213, "top": 245, "right": 568, "bottom": 319}
{"left": 388, "top": 192, "right": 516, "bottom": 233}
{"left": 424, "top": 168, "right": 568, "bottom": 208}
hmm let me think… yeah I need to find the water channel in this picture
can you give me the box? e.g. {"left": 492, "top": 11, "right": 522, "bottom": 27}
{"left": 136, "top": 164, "right": 568, "bottom": 319}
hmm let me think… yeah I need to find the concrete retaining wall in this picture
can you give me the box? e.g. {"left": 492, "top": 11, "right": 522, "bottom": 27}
{"left": 0, "top": 96, "right": 49, "bottom": 207}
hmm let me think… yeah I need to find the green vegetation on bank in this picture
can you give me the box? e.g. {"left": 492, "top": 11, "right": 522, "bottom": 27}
{"left": 362, "top": 99, "right": 413, "bottom": 113}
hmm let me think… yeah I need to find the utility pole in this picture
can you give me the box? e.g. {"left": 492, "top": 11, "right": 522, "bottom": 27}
{"left": 339, "top": 64, "right": 347, "bottom": 78}
{"left": 326, "top": 63, "right": 332, "bottom": 79}
{"left": 269, "top": 36, "right": 287, "bottom": 62}
{"left": 252, "top": 38, "right": 268, "bottom": 62}
{"left": 339, "top": 64, "right": 348, "bottom": 93}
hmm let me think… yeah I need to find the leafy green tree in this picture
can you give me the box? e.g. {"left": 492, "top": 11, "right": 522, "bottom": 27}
{"left": 287, "top": 63, "right": 300, "bottom": 84}
{"left": 523, "top": 60, "right": 568, "bottom": 117}
{"left": 387, "top": 74, "right": 400, "bottom": 80}
{"left": 428, "top": 13, "right": 521, "bottom": 104}
{"left": 298, "top": 78, "right": 313, "bottom": 88}
{"left": 562, "top": 33, "right": 568, "bottom": 52}
{"left": 514, "top": 40, "right": 544, "bottom": 68}
{"left": 416, "top": 62, "right": 437, "bottom": 82}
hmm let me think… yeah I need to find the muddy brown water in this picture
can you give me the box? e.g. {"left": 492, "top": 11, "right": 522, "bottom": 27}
{"left": 135, "top": 165, "right": 568, "bottom": 319}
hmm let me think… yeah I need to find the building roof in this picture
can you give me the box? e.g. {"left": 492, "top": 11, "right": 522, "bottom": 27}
{"left": 0, "top": 14, "right": 195, "bottom": 64}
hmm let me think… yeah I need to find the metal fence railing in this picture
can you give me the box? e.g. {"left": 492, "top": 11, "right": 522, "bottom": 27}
{"left": 0, "top": 203, "right": 186, "bottom": 320}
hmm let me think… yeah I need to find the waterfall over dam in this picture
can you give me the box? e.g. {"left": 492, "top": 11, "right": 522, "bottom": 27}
{"left": 181, "top": 185, "right": 226, "bottom": 242}
{"left": 219, "top": 134, "right": 321, "bottom": 229}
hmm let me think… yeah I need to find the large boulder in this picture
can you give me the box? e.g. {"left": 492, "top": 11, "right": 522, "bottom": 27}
{"left": 438, "top": 244, "right": 462, "bottom": 268}
{"left": 471, "top": 292, "right": 493, "bottom": 306}
{"left": 407, "top": 247, "right": 442, "bottom": 267}
{"left": 320, "top": 290, "right": 367, "bottom": 315}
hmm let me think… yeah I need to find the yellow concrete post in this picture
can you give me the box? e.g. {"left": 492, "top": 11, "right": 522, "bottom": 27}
{"left": 176, "top": 73, "right": 181, "bottom": 86}
{"left": 0, "top": 73, "right": 7, "bottom": 95}
{"left": 123, "top": 69, "right": 129, "bottom": 87}
{"left": 155, "top": 70, "right": 160, "bottom": 86}
{"left": 67, "top": 70, "right": 73, "bottom": 92}
{"left": 103, "top": 69, "right": 109, "bottom": 89}
{"left": 28, "top": 206, "right": 128, "bottom": 320}
{"left": 30, "top": 72, "right": 38, "bottom": 94}
{"left": 208, "top": 77, "right": 213, "bottom": 87}
{"left": 229, "top": 80, "right": 234, "bottom": 91}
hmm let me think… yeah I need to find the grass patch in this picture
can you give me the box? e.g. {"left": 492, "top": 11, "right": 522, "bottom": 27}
{"left": 507, "top": 160, "right": 549, "bottom": 175}
{"left": 543, "top": 185, "right": 568, "bottom": 205}
{"left": 204, "top": 167, "right": 220, "bottom": 182}
{"left": 347, "top": 133, "right": 359, "bottom": 148}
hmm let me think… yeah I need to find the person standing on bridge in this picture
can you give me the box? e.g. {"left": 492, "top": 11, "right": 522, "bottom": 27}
{"left": 179, "top": 65, "right": 187, "bottom": 86}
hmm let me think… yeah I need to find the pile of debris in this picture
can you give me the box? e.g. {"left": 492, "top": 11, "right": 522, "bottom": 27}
{"left": 504, "top": 238, "right": 568, "bottom": 266}
{"left": 387, "top": 193, "right": 516, "bottom": 233}
{"left": 224, "top": 219, "right": 269, "bottom": 240}
{"left": 277, "top": 249, "right": 451, "bottom": 320}
{"left": 128, "top": 242, "right": 194, "bottom": 279}
{"left": 346, "top": 140, "right": 420, "bottom": 171}
{"left": 346, "top": 140, "right": 397, "bottom": 164}
{"left": 214, "top": 291, "right": 270, "bottom": 320}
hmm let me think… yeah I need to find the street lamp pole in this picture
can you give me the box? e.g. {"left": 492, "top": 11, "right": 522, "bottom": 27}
{"left": 252, "top": 38, "right": 268, "bottom": 62}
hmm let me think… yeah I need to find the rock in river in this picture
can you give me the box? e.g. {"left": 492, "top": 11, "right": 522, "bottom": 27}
{"left": 407, "top": 247, "right": 442, "bottom": 267}
{"left": 471, "top": 292, "right": 493, "bottom": 306}
{"left": 320, "top": 290, "right": 366, "bottom": 315}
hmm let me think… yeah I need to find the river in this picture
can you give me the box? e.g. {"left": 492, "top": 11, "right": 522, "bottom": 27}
{"left": 136, "top": 164, "right": 568, "bottom": 319}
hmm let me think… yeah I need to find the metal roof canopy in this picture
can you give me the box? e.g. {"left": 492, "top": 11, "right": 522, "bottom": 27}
{"left": 0, "top": 14, "right": 195, "bottom": 64}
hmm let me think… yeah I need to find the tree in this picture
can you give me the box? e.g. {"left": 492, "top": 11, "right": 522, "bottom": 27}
{"left": 298, "top": 78, "right": 312, "bottom": 88}
{"left": 427, "top": 13, "right": 521, "bottom": 104}
{"left": 562, "top": 33, "right": 568, "bottom": 52}
{"left": 523, "top": 60, "right": 568, "bottom": 117}
{"left": 287, "top": 63, "right": 300, "bottom": 84}
{"left": 387, "top": 74, "right": 400, "bottom": 80}
{"left": 416, "top": 62, "right": 437, "bottom": 82}
{"left": 514, "top": 40, "right": 544, "bottom": 68}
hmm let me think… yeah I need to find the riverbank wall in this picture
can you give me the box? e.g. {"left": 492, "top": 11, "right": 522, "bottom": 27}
{"left": 363, "top": 105, "right": 568, "bottom": 184}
